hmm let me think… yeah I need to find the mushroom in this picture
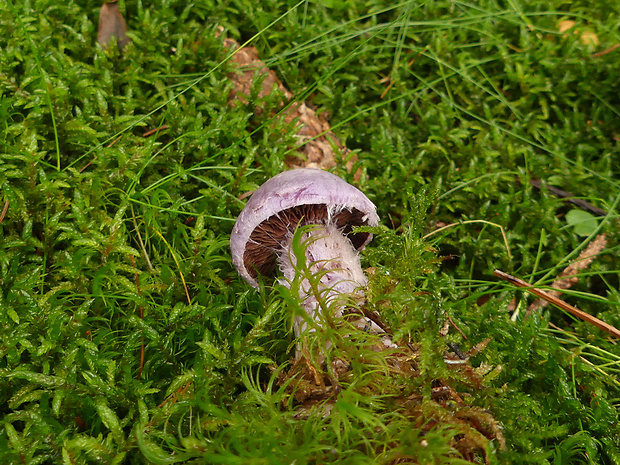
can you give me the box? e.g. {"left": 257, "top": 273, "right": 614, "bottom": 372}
{"left": 230, "top": 169, "right": 393, "bottom": 354}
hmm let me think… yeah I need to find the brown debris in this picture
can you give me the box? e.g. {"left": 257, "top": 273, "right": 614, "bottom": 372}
{"left": 97, "top": 1, "right": 130, "bottom": 52}
{"left": 0, "top": 200, "right": 8, "bottom": 224}
{"left": 511, "top": 178, "right": 611, "bottom": 325}
{"left": 527, "top": 234, "right": 608, "bottom": 313}
{"left": 495, "top": 269, "right": 620, "bottom": 339}
{"left": 274, "top": 325, "right": 504, "bottom": 462}
{"left": 592, "top": 43, "right": 620, "bottom": 58}
{"left": 221, "top": 34, "right": 358, "bottom": 176}
{"left": 223, "top": 40, "right": 293, "bottom": 104}
{"left": 142, "top": 125, "right": 169, "bottom": 138}
{"left": 529, "top": 178, "right": 607, "bottom": 217}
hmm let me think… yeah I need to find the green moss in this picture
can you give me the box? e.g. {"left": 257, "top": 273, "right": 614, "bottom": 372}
{"left": 1, "top": 0, "right": 619, "bottom": 463}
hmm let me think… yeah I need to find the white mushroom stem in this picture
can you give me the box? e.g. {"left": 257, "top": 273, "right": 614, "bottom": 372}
{"left": 276, "top": 224, "right": 394, "bottom": 353}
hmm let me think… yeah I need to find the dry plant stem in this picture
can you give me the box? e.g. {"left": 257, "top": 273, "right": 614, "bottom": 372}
{"left": 157, "top": 382, "right": 192, "bottom": 408}
{"left": 448, "top": 315, "right": 469, "bottom": 340}
{"left": 221, "top": 34, "right": 358, "bottom": 175}
{"left": 143, "top": 125, "right": 169, "bottom": 137}
{"left": 529, "top": 178, "right": 607, "bottom": 217}
{"left": 494, "top": 269, "right": 620, "bottom": 339}
{"left": 591, "top": 43, "right": 620, "bottom": 58}
{"left": 527, "top": 234, "right": 607, "bottom": 313}
{"left": 0, "top": 200, "right": 8, "bottom": 224}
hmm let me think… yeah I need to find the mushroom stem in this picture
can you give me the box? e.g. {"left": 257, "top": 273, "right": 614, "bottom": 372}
{"left": 276, "top": 224, "right": 387, "bottom": 346}
{"left": 230, "top": 169, "right": 394, "bottom": 359}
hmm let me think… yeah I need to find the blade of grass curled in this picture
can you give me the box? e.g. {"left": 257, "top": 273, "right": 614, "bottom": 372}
{"left": 424, "top": 219, "right": 512, "bottom": 262}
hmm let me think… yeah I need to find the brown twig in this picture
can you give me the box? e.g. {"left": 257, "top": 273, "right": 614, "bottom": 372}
{"left": 143, "top": 125, "right": 169, "bottom": 138}
{"left": 494, "top": 269, "right": 620, "bottom": 339}
{"left": 592, "top": 43, "right": 620, "bottom": 58}
{"left": 0, "top": 200, "right": 8, "bottom": 224}
{"left": 448, "top": 315, "right": 469, "bottom": 340}
{"left": 380, "top": 78, "right": 396, "bottom": 99}
{"left": 529, "top": 178, "right": 607, "bottom": 217}
{"left": 157, "top": 382, "right": 192, "bottom": 408}
{"left": 527, "top": 234, "right": 608, "bottom": 313}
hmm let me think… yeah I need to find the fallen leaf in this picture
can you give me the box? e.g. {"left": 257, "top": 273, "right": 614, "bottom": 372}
{"left": 557, "top": 20, "right": 599, "bottom": 47}
{"left": 221, "top": 32, "right": 359, "bottom": 177}
{"left": 580, "top": 30, "right": 599, "bottom": 46}
{"left": 557, "top": 20, "right": 576, "bottom": 34}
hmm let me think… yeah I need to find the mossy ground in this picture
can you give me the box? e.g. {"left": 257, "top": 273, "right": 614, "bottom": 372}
{"left": 1, "top": 0, "right": 619, "bottom": 463}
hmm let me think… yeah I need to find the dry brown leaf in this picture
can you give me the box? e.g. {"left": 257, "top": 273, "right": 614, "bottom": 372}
{"left": 556, "top": 20, "right": 599, "bottom": 46}
{"left": 221, "top": 33, "right": 359, "bottom": 177}
{"left": 557, "top": 20, "right": 576, "bottom": 34}
{"left": 97, "top": 1, "right": 130, "bottom": 52}
{"left": 580, "top": 30, "right": 599, "bottom": 46}
{"left": 0, "top": 200, "right": 8, "bottom": 224}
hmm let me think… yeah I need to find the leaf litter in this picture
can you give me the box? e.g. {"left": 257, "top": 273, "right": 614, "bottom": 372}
{"left": 220, "top": 29, "right": 359, "bottom": 177}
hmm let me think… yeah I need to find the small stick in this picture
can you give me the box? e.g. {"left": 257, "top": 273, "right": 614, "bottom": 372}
{"left": 494, "top": 269, "right": 620, "bottom": 339}
{"left": 592, "top": 43, "right": 620, "bottom": 58}
{"left": 448, "top": 315, "right": 468, "bottom": 340}
{"left": 0, "top": 200, "right": 9, "bottom": 224}
{"left": 143, "top": 124, "right": 169, "bottom": 138}
{"left": 157, "top": 382, "right": 192, "bottom": 408}
{"left": 380, "top": 78, "right": 396, "bottom": 99}
{"left": 529, "top": 178, "right": 607, "bottom": 217}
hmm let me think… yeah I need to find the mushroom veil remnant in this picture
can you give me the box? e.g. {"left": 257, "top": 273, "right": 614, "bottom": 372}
{"left": 230, "top": 169, "right": 393, "bottom": 352}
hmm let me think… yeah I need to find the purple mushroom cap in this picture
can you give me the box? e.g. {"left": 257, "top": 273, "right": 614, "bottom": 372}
{"left": 230, "top": 169, "right": 380, "bottom": 288}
